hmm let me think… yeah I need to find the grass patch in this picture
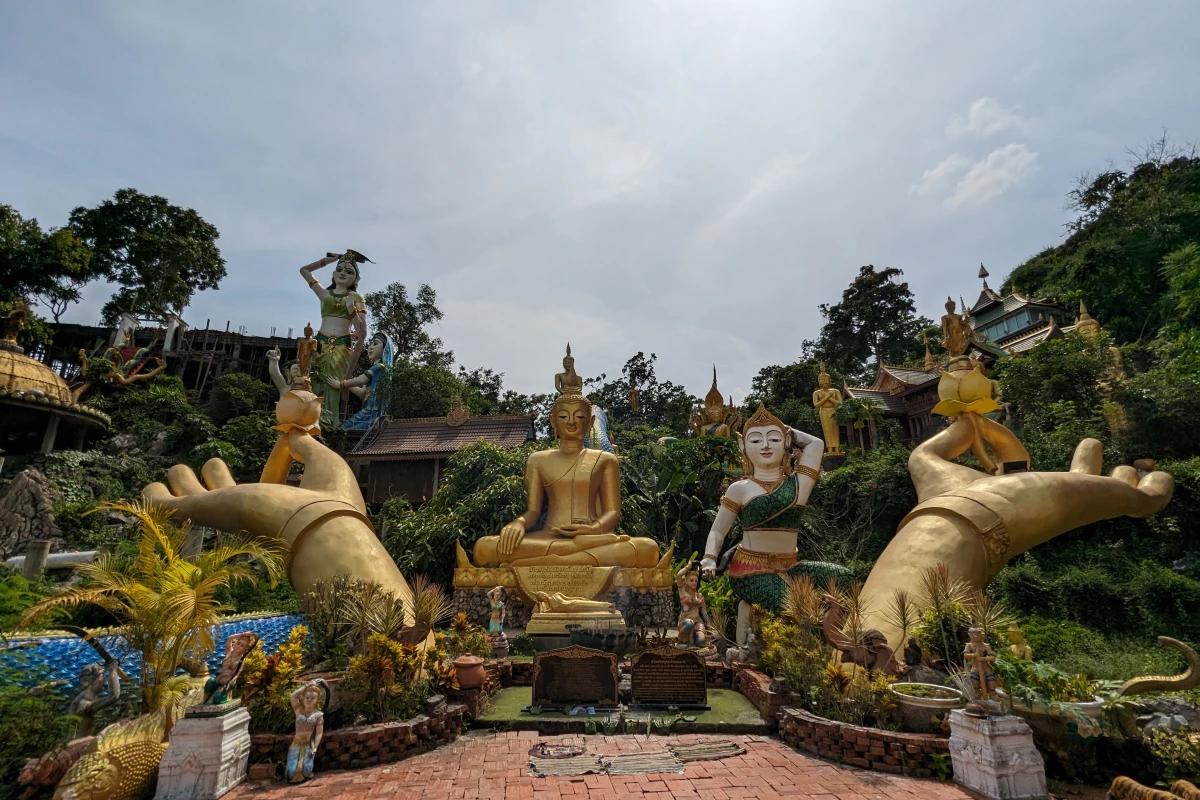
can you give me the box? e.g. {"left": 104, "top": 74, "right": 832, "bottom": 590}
{"left": 477, "top": 687, "right": 764, "bottom": 729}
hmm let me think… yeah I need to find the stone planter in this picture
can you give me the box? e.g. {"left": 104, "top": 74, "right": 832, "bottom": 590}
{"left": 892, "top": 683, "right": 967, "bottom": 734}
{"left": 995, "top": 689, "right": 1106, "bottom": 782}
{"left": 996, "top": 689, "right": 1105, "bottom": 723}
{"left": 453, "top": 655, "right": 486, "bottom": 690}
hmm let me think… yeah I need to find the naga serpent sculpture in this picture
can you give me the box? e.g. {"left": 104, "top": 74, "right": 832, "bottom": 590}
{"left": 1117, "top": 636, "right": 1200, "bottom": 696}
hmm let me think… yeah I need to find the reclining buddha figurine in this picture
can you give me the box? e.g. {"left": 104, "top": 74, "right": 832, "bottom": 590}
{"left": 472, "top": 347, "right": 660, "bottom": 568}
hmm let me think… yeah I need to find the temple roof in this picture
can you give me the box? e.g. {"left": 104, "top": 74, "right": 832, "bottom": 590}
{"left": 842, "top": 386, "right": 907, "bottom": 414}
{"left": 348, "top": 413, "right": 536, "bottom": 461}
{"left": 1001, "top": 319, "right": 1076, "bottom": 354}
{"left": 0, "top": 343, "right": 109, "bottom": 428}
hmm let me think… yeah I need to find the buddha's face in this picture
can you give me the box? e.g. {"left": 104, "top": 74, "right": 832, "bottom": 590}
{"left": 818, "top": 373, "right": 830, "bottom": 390}
{"left": 1007, "top": 628, "right": 1025, "bottom": 644}
{"left": 743, "top": 425, "right": 787, "bottom": 472}
{"left": 333, "top": 261, "right": 359, "bottom": 290}
{"left": 945, "top": 299, "right": 956, "bottom": 313}
{"left": 703, "top": 404, "right": 724, "bottom": 424}
{"left": 552, "top": 398, "right": 591, "bottom": 441}
{"left": 563, "top": 354, "right": 574, "bottom": 370}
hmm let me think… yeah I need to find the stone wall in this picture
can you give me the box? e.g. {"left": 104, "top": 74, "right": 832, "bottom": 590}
{"left": 778, "top": 707, "right": 949, "bottom": 778}
{"left": 249, "top": 703, "right": 466, "bottom": 774}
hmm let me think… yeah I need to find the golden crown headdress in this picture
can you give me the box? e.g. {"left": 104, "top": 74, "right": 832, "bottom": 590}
{"left": 743, "top": 403, "right": 788, "bottom": 432}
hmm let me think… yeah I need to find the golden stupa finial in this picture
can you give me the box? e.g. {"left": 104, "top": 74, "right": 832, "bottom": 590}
{"left": 704, "top": 365, "right": 723, "bottom": 409}
{"left": 923, "top": 332, "right": 935, "bottom": 370}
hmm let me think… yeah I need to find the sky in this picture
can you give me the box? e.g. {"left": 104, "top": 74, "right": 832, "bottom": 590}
{"left": 3, "top": 1, "right": 1199, "bottom": 400}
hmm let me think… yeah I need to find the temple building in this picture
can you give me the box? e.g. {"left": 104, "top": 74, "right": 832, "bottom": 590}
{"left": 346, "top": 400, "right": 537, "bottom": 504}
{"left": 843, "top": 360, "right": 941, "bottom": 446}
{"left": 962, "top": 265, "right": 1075, "bottom": 358}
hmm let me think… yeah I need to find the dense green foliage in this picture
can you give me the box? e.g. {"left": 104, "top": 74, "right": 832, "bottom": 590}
{"left": 365, "top": 281, "right": 453, "bottom": 369}
{"left": 0, "top": 656, "right": 75, "bottom": 800}
{"left": 0, "top": 204, "right": 97, "bottom": 321}
{"left": 586, "top": 351, "right": 697, "bottom": 434}
{"left": 68, "top": 188, "right": 226, "bottom": 324}
{"left": 1005, "top": 143, "right": 1200, "bottom": 345}
{"left": 804, "top": 264, "right": 932, "bottom": 383}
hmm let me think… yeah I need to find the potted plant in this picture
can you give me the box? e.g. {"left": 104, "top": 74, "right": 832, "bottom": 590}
{"left": 992, "top": 656, "right": 1105, "bottom": 736}
{"left": 891, "top": 682, "right": 968, "bottom": 733}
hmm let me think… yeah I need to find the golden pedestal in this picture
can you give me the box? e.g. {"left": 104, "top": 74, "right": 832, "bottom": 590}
{"left": 452, "top": 543, "right": 675, "bottom": 596}
{"left": 526, "top": 610, "right": 627, "bottom": 635}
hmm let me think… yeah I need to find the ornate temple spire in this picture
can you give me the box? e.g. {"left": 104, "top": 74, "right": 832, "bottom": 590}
{"left": 704, "top": 365, "right": 723, "bottom": 409}
{"left": 923, "top": 332, "right": 935, "bottom": 370}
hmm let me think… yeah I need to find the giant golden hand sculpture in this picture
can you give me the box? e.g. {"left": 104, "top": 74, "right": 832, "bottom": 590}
{"left": 141, "top": 384, "right": 414, "bottom": 611}
{"left": 861, "top": 413, "right": 1174, "bottom": 649}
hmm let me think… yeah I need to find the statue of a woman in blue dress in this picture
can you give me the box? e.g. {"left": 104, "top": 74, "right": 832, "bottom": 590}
{"left": 329, "top": 332, "right": 393, "bottom": 431}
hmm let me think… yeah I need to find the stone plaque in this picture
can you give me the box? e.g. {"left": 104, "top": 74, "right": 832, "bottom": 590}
{"left": 531, "top": 646, "right": 619, "bottom": 707}
{"left": 630, "top": 647, "right": 708, "bottom": 708}
{"left": 514, "top": 565, "right": 615, "bottom": 602}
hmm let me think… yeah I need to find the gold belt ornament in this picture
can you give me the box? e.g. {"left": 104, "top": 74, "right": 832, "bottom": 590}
{"left": 732, "top": 545, "right": 799, "bottom": 575}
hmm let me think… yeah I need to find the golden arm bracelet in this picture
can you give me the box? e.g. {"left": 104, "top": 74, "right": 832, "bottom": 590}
{"left": 307, "top": 277, "right": 320, "bottom": 287}
{"left": 794, "top": 464, "right": 820, "bottom": 482}
{"left": 719, "top": 495, "right": 744, "bottom": 514}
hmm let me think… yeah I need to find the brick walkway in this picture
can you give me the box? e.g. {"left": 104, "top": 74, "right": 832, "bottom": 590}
{"left": 229, "top": 731, "right": 974, "bottom": 800}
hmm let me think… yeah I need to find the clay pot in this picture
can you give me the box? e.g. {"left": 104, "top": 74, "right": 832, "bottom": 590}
{"left": 453, "top": 655, "right": 486, "bottom": 690}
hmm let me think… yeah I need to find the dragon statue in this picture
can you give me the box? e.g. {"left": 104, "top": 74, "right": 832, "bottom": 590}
{"left": 75, "top": 332, "right": 166, "bottom": 398}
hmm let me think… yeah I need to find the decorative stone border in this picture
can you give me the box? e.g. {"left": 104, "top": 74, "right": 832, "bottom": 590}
{"left": 248, "top": 703, "right": 467, "bottom": 774}
{"left": 778, "top": 707, "right": 949, "bottom": 778}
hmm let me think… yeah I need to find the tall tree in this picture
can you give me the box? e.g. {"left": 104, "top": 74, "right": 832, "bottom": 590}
{"left": 364, "top": 281, "right": 453, "bottom": 369}
{"left": 805, "top": 265, "right": 930, "bottom": 383}
{"left": 458, "top": 365, "right": 546, "bottom": 417}
{"left": 0, "top": 204, "right": 97, "bottom": 319}
{"left": 69, "top": 188, "right": 225, "bottom": 324}
{"left": 586, "top": 352, "right": 696, "bottom": 434}
{"left": 744, "top": 360, "right": 825, "bottom": 434}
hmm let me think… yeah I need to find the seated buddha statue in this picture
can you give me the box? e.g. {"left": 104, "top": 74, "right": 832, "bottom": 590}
{"left": 472, "top": 352, "right": 660, "bottom": 568}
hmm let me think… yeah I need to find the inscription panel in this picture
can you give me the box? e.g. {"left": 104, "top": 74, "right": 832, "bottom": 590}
{"left": 514, "top": 565, "right": 614, "bottom": 601}
{"left": 630, "top": 647, "right": 708, "bottom": 707}
{"left": 531, "top": 646, "right": 619, "bottom": 707}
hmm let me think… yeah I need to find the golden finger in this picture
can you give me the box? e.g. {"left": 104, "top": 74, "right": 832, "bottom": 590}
{"left": 201, "top": 459, "right": 237, "bottom": 490}
{"left": 1110, "top": 465, "right": 1139, "bottom": 488}
{"left": 168, "top": 464, "right": 208, "bottom": 497}
{"left": 1069, "top": 438, "right": 1104, "bottom": 475}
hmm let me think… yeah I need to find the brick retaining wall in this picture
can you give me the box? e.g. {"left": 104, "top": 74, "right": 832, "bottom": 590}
{"left": 777, "top": 707, "right": 948, "bottom": 778}
{"left": 249, "top": 703, "right": 466, "bottom": 774}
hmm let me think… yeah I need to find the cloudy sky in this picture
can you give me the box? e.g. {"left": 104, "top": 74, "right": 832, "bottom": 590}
{"left": 3, "top": 2, "right": 1198, "bottom": 399}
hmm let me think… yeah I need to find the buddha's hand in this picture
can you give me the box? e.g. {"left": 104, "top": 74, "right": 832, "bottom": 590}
{"left": 141, "top": 430, "right": 367, "bottom": 540}
{"left": 498, "top": 520, "right": 526, "bottom": 557}
{"left": 908, "top": 414, "right": 1172, "bottom": 554}
{"left": 552, "top": 522, "right": 602, "bottom": 537}
{"left": 700, "top": 557, "right": 717, "bottom": 580}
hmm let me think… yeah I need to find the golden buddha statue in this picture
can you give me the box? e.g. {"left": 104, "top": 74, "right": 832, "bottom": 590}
{"left": 554, "top": 343, "right": 583, "bottom": 395}
{"left": 690, "top": 366, "right": 740, "bottom": 437}
{"left": 472, "top": 354, "right": 660, "bottom": 569}
{"left": 812, "top": 362, "right": 843, "bottom": 455}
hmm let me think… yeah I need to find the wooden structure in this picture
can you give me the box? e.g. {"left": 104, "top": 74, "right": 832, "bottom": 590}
{"left": 844, "top": 364, "right": 942, "bottom": 447}
{"left": 347, "top": 410, "right": 536, "bottom": 503}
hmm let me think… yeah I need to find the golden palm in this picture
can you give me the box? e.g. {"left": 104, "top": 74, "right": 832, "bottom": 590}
{"left": 21, "top": 500, "right": 283, "bottom": 712}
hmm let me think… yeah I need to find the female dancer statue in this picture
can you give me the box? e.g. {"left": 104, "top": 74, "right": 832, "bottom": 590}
{"left": 329, "top": 332, "right": 393, "bottom": 431}
{"left": 298, "top": 251, "right": 370, "bottom": 427}
{"left": 700, "top": 405, "right": 847, "bottom": 645}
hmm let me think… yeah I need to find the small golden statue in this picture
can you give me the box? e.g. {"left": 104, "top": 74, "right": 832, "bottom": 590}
{"left": 628, "top": 382, "right": 641, "bottom": 416}
{"left": 1007, "top": 623, "right": 1034, "bottom": 661}
{"left": 941, "top": 297, "right": 970, "bottom": 357}
{"left": 2, "top": 300, "right": 27, "bottom": 346}
{"left": 812, "top": 362, "right": 843, "bottom": 455}
{"left": 294, "top": 323, "right": 318, "bottom": 390}
{"left": 554, "top": 343, "right": 584, "bottom": 395}
{"left": 471, "top": 352, "right": 660, "bottom": 568}
{"left": 690, "top": 366, "right": 741, "bottom": 437}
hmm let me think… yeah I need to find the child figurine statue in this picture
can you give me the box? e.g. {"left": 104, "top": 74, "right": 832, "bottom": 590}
{"left": 486, "top": 585, "right": 509, "bottom": 658}
{"left": 675, "top": 562, "right": 708, "bottom": 648}
{"left": 286, "top": 679, "right": 328, "bottom": 783}
{"left": 963, "top": 627, "right": 999, "bottom": 707}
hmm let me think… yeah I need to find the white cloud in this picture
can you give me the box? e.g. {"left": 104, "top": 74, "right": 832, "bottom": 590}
{"left": 946, "top": 97, "right": 1026, "bottom": 138}
{"left": 944, "top": 144, "right": 1039, "bottom": 209}
{"left": 910, "top": 153, "right": 971, "bottom": 196}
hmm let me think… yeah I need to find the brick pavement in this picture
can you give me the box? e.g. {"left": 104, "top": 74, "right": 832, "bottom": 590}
{"left": 228, "top": 731, "right": 975, "bottom": 800}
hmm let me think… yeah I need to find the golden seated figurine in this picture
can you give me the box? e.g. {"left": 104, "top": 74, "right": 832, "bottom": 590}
{"left": 471, "top": 351, "right": 660, "bottom": 570}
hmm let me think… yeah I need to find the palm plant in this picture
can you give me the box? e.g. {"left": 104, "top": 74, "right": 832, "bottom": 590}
{"left": 408, "top": 574, "right": 453, "bottom": 639}
{"left": 882, "top": 589, "right": 920, "bottom": 646}
{"left": 21, "top": 500, "right": 283, "bottom": 713}
{"left": 781, "top": 574, "right": 825, "bottom": 628}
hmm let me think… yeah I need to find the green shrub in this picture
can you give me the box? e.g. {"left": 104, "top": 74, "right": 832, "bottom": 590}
{"left": 219, "top": 412, "right": 277, "bottom": 476}
{"left": 343, "top": 634, "right": 430, "bottom": 724}
{"left": 206, "top": 372, "right": 273, "bottom": 426}
{"left": 238, "top": 625, "right": 309, "bottom": 734}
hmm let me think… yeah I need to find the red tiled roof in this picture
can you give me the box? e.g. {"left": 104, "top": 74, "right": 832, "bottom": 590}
{"left": 348, "top": 414, "right": 536, "bottom": 461}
